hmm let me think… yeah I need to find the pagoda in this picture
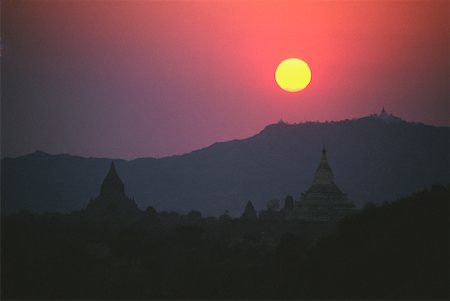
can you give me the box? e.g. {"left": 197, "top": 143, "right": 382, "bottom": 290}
{"left": 377, "top": 107, "right": 403, "bottom": 123}
{"left": 294, "top": 146, "right": 355, "bottom": 221}
{"left": 86, "top": 162, "right": 142, "bottom": 223}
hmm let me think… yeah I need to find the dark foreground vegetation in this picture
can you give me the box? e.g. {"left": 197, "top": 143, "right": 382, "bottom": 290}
{"left": 2, "top": 184, "right": 449, "bottom": 299}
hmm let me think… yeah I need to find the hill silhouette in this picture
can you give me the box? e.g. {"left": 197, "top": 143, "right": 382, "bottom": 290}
{"left": 2, "top": 113, "right": 449, "bottom": 215}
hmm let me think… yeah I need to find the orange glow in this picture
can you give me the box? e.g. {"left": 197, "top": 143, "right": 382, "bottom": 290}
{"left": 275, "top": 58, "right": 311, "bottom": 92}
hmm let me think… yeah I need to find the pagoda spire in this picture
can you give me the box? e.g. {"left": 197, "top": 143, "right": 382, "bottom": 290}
{"left": 380, "top": 107, "right": 388, "bottom": 116}
{"left": 86, "top": 161, "right": 142, "bottom": 223}
{"left": 100, "top": 161, "right": 125, "bottom": 196}
{"left": 299, "top": 146, "right": 354, "bottom": 221}
{"left": 311, "top": 145, "right": 335, "bottom": 186}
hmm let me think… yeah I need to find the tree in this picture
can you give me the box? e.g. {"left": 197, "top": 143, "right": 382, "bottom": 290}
{"left": 143, "top": 206, "right": 160, "bottom": 225}
{"left": 283, "top": 195, "right": 294, "bottom": 211}
{"left": 145, "top": 206, "right": 158, "bottom": 218}
{"left": 185, "top": 210, "right": 202, "bottom": 221}
{"left": 267, "top": 199, "right": 280, "bottom": 211}
{"left": 219, "top": 210, "right": 232, "bottom": 222}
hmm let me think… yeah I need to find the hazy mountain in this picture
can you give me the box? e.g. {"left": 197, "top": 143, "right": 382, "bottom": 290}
{"left": 2, "top": 113, "right": 449, "bottom": 216}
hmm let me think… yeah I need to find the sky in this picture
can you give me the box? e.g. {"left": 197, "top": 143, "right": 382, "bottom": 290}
{"left": 2, "top": 0, "right": 448, "bottom": 159}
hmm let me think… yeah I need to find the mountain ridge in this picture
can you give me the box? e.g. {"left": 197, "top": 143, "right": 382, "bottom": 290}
{"left": 6, "top": 111, "right": 443, "bottom": 162}
{"left": 2, "top": 113, "right": 449, "bottom": 216}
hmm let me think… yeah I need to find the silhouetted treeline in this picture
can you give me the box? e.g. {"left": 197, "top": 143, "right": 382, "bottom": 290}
{"left": 2, "top": 184, "right": 448, "bottom": 299}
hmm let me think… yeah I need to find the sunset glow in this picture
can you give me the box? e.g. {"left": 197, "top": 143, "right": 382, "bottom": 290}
{"left": 275, "top": 58, "right": 311, "bottom": 92}
{"left": 2, "top": 1, "right": 448, "bottom": 159}
{"left": 2, "top": 2, "right": 448, "bottom": 298}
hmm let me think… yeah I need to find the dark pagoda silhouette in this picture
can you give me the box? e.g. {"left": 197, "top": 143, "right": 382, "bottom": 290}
{"left": 241, "top": 200, "right": 257, "bottom": 220}
{"left": 376, "top": 106, "right": 403, "bottom": 123}
{"left": 86, "top": 162, "right": 142, "bottom": 223}
{"left": 291, "top": 146, "right": 355, "bottom": 221}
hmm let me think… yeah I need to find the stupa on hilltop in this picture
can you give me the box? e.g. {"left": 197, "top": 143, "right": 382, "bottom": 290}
{"left": 289, "top": 146, "right": 355, "bottom": 221}
{"left": 86, "top": 162, "right": 142, "bottom": 223}
{"left": 376, "top": 107, "right": 404, "bottom": 123}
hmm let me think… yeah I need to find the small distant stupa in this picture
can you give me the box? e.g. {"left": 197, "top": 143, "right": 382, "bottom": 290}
{"left": 86, "top": 162, "right": 142, "bottom": 223}
{"left": 291, "top": 146, "right": 355, "bottom": 221}
{"left": 377, "top": 107, "right": 403, "bottom": 123}
{"left": 378, "top": 106, "right": 389, "bottom": 120}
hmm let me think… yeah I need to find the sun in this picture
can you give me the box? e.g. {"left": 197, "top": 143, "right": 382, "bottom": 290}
{"left": 275, "top": 58, "right": 311, "bottom": 92}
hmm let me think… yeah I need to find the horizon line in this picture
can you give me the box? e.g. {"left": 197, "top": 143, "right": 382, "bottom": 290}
{"left": 2, "top": 112, "right": 446, "bottom": 161}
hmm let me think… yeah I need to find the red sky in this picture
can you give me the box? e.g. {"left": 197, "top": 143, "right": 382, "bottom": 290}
{"left": 2, "top": 0, "right": 449, "bottom": 159}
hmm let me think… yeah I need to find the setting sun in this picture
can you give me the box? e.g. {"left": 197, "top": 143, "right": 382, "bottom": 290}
{"left": 275, "top": 58, "right": 311, "bottom": 92}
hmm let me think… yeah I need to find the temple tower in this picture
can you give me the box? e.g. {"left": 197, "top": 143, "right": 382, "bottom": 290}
{"left": 309, "top": 147, "right": 338, "bottom": 191}
{"left": 86, "top": 162, "right": 142, "bottom": 223}
{"left": 100, "top": 162, "right": 125, "bottom": 196}
{"left": 295, "top": 146, "right": 355, "bottom": 221}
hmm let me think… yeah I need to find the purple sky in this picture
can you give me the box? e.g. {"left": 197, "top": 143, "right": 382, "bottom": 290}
{"left": 2, "top": 1, "right": 449, "bottom": 159}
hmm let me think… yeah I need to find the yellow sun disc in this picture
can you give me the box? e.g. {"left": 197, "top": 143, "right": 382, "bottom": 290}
{"left": 275, "top": 58, "right": 311, "bottom": 92}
